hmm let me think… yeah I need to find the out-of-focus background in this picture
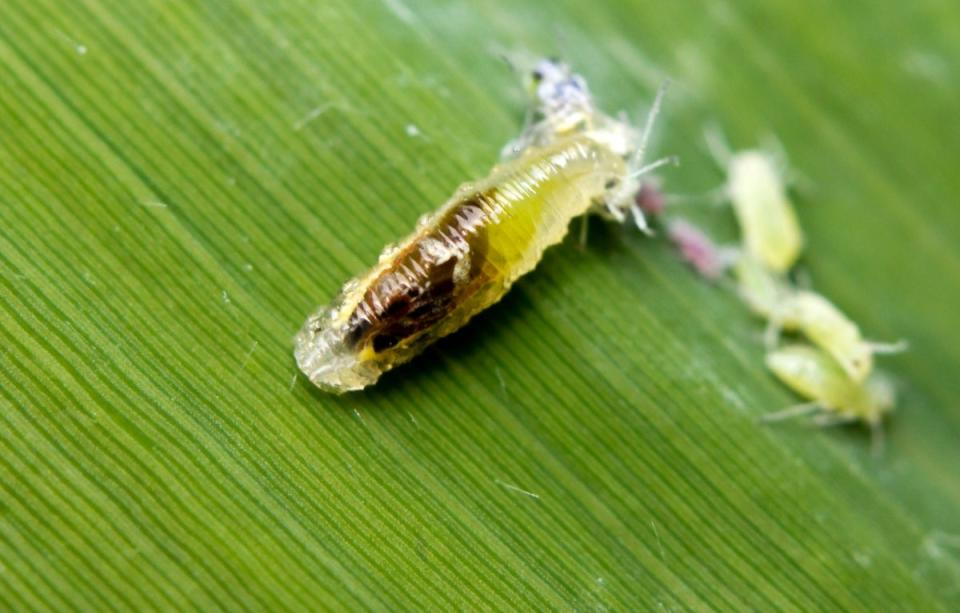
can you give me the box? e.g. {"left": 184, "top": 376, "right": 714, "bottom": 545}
{"left": 1, "top": 0, "right": 958, "bottom": 608}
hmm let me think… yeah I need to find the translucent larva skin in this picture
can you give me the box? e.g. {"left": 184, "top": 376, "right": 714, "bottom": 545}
{"left": 765, "top": 345, "right": 894, "bottom": 425}
{"left": 294, "top": 134, "right": 627, "bottom": 392}
{"left": 728, "top": 152, "right": 803, "bottom": 273}
{"left": 774, "top": 291, "right": 872, "bottom": 383}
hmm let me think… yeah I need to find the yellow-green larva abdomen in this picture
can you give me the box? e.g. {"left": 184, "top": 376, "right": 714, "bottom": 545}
{"left": 294, "top": 134, "right": 627, "bottom": 392}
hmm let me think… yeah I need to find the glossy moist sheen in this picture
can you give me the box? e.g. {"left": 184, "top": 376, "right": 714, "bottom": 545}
{"left": 295, "top": 134, "right": 626, "bottom": 392}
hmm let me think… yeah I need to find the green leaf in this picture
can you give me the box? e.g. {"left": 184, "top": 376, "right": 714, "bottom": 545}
{"left": 2, "top": 0, "right": 959, "bottom": 608}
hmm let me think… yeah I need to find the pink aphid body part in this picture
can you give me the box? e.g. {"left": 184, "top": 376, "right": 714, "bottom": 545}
{"left": 635, "top": 181, "right": 666, "bottom": 216}
{"left": 667, "top": 219, "right": 727, "bottom": 280}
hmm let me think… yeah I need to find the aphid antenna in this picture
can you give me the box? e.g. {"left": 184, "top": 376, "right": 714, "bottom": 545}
{"left": 628, "top": 155, "right": 680, "bottom": 181}
{"left": 867, "top": 339, "right": 910, "bottom": 354}
{"left": 703, "top": 122, "right": 734, "bottom": 169}
{"left": 624, "top": 154, "right": 678, "bottom": 236}
{"left": 759, "top": 401, "right": 821, "bottom": 423}
{"left": 631, "top": 80, "right": 670, "bottom": 170}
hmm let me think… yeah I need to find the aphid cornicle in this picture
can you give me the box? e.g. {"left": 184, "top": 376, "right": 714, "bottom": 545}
{"left": 294, "top": 60, "right": 671, "bottom": 392}
{"left": 763, "top": 344, "right": 896, "bottom": 453}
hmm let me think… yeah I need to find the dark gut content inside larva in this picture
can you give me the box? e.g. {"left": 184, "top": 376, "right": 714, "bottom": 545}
{"left": 344, "top": 190, "right": 498, "bottom": 357}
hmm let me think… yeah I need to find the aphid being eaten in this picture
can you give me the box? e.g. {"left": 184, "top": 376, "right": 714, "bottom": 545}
{"left": 294, "top": 78, "right": 672, "bottom": 392}
{"left": 665, "top": 219, "right": 737, "bottom": 281}
{"left": 526, "top": 57, "right": 595, "bottom": 134}
{"left": 501, "top": 57, "right": 660, "bottom": 176}
{"left": 705, "top": 129, "right": 803, "bottom": 274}
{"left": 762, "top": 344, "right": 897, "bottom": 454}
{"left": 499, "top": 56, "right": 598, "bottom": 157}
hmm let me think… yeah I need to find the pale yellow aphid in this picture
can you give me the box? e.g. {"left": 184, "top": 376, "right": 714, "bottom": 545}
{"left": 294, "top": 79, "right": 671, "bottom": 392}
{"left": 770, "top": 288, "right": 871, "bottom": 380}
{"left": 705, "top": 130, "right": 803, "bottom": 273}
{"left": 733, "top": 253, "right": 905, "bottom": 383}
{"left": 763, "top": 344, "right": 896, "bottom": 453}
{"left": 732, "top": 252, "right": 791, "bottom": 317}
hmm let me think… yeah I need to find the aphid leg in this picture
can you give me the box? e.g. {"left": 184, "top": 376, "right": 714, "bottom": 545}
{"left": 627, "top": 81, "right": 670, "bottom": 170}
{"left": 629, "top": 156, "right": 680, "bottom": 181}
{"left": 759, "top": 401, "right": 821, "bottom": 423}
{"left": 867, "top": 339, "right": 910, "bottom": 355}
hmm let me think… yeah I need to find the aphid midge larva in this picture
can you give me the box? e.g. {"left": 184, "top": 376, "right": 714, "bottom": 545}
{"left": 295, "top": 79, "right": 671, "bottom": 392}
{"left": 762, "top": 344, "right": 896, "bottom": 454}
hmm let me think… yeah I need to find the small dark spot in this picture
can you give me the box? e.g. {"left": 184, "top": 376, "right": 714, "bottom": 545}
{"left": 373, "top": 334, "right": 400, "bottom": 353}
{"left": 384, "top": 298, "right": 410, "bottom": 317}
{"left": 532, "top": 70, "right": 543, "bottom": 82}
{"left": 605, "top": 178, "right": 619, "bottom": 189}
{"left": 346, "top": 319, "right": 372, "bottom": 346}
